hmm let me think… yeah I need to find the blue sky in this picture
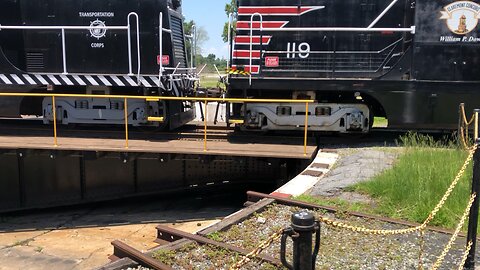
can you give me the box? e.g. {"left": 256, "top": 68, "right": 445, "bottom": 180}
{"left": 183, "top": 0, "right": 229, "bottom": 59}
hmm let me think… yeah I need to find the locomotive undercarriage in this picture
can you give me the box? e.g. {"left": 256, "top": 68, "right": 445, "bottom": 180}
{"left": 234, "top": 89, "right": 371, "bottom": 133}
{"left": 13, "top": 84, "right": 195, "bottom": 129}
{"left": 42, "top": 97, "right": 164, "bottom": 127}
{"left": 242, "top": 102, "right": 370, "bottom": 133}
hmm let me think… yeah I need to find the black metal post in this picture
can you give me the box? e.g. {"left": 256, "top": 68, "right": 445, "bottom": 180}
{"left": 465, "top": 140, "right": 480, "bottom": 269}
{"left": 281, "top": 211, "right": 321, "bottom": 270}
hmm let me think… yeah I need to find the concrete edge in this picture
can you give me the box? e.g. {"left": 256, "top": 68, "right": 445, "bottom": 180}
{"left": 272, "top": 150, "right": 340, "bottom": 198}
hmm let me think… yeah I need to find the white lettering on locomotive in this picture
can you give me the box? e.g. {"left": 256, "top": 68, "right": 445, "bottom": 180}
{"left": 79, "top": 12, "right": 115, "bottom": 18}
{"left": 91, "top": 43, "right": 105, "bottom": 48}
{"left": 287, "top": 42, "right": 311, "bottom": 59}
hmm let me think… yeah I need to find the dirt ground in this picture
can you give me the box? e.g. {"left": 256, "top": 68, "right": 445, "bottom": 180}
{"left": 0, "top": 193, "right": 242, "bottom": 270}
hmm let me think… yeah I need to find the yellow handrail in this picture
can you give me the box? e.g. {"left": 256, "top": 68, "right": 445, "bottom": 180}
{"left": 124, "top": 97, "right": 129, "bottom": 149}
{"left": 0, "top": 92, "right": 314, "bottom": 104}
{"left": 52, "top": 96, "right": 58, "bottom": 147}
{"left": 0, "top": 92, "right": 314, "bottom": 156}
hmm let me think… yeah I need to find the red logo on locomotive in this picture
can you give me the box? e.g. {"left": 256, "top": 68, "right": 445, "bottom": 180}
{"left": 157, "top": 55, "right": 170, "bottom": 65}
{"left": 265, "top": 56, "right": 279, "bottom": 67}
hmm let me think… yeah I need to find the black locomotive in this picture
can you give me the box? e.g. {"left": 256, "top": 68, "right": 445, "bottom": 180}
{"left": 0, "top": 0, "right": 195, "bottom": 129}
{"left": 228, "top": 0, "right": 480, "bottom": 133}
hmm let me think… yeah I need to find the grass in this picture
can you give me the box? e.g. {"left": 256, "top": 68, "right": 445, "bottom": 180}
{"left": 355, "top": 132, "right": 472, "bottom": 229}
{"left": 198, "top": 74, "right": 225, "bottom": 89}
{"left": 373, "top": 117, "right": 388, "bottom": 128}
{"left": 354, "top": 147, "right": 471, "bottom": 228}
{"left": 299, "top": 132, "right": 475, "bottom": 229}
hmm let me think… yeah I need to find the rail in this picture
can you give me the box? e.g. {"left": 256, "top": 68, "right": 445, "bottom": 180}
{"left": 0, "top": 13, "right": 141, "bottom": 81}
{"left": 0, "top": 93, "right": 314, "bottom": 156}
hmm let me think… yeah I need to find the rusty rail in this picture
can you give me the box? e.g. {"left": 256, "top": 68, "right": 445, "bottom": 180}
{"left": 155, "top": 225, "right": 282, "bottom": 266}
{"left": 111, "top": 240, "right": 173, "bottom": 270}
{"left": 246, "top": 191, "right": 474, "bottom": 238}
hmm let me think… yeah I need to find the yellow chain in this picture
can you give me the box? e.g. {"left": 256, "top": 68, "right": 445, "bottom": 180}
{"left": 229, "top": 229, "right": 283, "bottom": 270}
{"left": 461, "top": 105, "right": 475, "bottom": 126}
{"left": 430, "top": 193, "right": 476, "bottom": 270}
{"left": 318, "top": 145, "right": 476, "bottom": 236}
{"left": 458, "top": 241, "right": 473, "bottom": 270}
{"left": 418, "top": 228, "right": 426, "bottom": 270}
{"left": 460, "top": 105, "right": 476, "bottom": 149}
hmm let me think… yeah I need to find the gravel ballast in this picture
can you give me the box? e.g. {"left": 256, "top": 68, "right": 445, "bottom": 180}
{"left": 153, "top": 204, "right": 478, "bottom": 270}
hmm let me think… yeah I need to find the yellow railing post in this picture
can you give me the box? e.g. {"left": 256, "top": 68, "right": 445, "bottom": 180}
{"left": 52, "top": 96, "right": 58, "bottom": 147}
{"left": 475, "top": 110, "right": 479, "bottom": 142}
{"left": 124, "top": 97, "right": 129, "bottom": 149}
{"left": 304, "top": 102, "right": 309, "bottom": 156}
{"left": 204, "top": 99, "right": 208, "bottom": 152}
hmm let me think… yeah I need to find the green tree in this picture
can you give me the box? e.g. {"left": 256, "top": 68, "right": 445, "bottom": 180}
{"left": 222, "top": 0, "right": 237, "bottom": 42}
{"left": 184, "top": 20, "right": 209, "bottom": 65}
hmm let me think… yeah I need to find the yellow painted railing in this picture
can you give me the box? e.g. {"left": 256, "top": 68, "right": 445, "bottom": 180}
{"left": 0, "top": 93, "right": 314, "bottom": 156}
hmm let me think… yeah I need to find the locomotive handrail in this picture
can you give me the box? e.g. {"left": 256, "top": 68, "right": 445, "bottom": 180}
{"left": 260, "top": 27, "right": 415, "bottom": 33}
{"left": 263, "top": 38, "right": 404, "bottom": 55}
{"left": 0, "top": 92, "right": 314, "bottom": 155}
{"left": 0, "top": 13, "right": 142, "bottom": 82}
{"left": 127, "top": 12, "right": 141, "bottom": 83}
{"left": 368, "top": 0, "right": 399, "bottom": 28}
{"left": 249, "top": 13, "right": 263, "bottom": 86}
{"left": 0, "top": 25, "right": 128, "bottom": 30}
{"left": 159, "top": 12, "right": 175, "bottom": 78}
{"left": 227, "top": 13, "right": 234, "bottom": 71}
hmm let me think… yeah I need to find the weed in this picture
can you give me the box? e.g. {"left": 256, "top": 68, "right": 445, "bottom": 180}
{"left": 206, "top": 231, "right": 223, "bottom": 242}
{"left": 397, "top": 131, "right": 458, "bottom": 149}
{"left": 354, "top": 146, "right": 472, "bottom": 229}
{"left": 34, "top": 246, "right": 43, "bottom": 253}
{"left": 152, "top": 249, "right": 177, "bottom": 265}
{"left": 13, "top": 239, "right": 32, "bottom": 247}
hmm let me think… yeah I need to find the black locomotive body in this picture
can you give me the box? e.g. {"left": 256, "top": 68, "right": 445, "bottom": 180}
{"left": 0, "top": 0, "right": 194, "bottom": 129}
{"left": 228, "top": 0, "right": 480, "bottom": 132}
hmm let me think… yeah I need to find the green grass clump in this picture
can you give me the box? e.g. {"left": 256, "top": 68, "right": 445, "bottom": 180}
{"left": 354, "top": 133, "right": 472, "bottom": 229}
{"left": 373, "top": 117, "right": 388, "bottom": 128}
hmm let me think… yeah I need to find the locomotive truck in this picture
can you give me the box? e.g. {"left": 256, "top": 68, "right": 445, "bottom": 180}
{"left": 227, "top": 0, "right": 480, "bottom": 133}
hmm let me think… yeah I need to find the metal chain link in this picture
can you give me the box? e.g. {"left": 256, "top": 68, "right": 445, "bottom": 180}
{"left": 458, "top": 241, "right": 473, "bottom": 270}
{"left": 431, "top": 193, "right": 476, "bottom": 270}
{"left": 460, "top": 106, "right": 475, "bottom": 149}
{"left": 418, "top": 228, "right": 426, "bottom": 270}
{"left": 461, "top": 105, "right": 475, "bottom": 126}
{"left": 229, "top": 228, "right": 283, "bottom": 270}
{"left": 317, "top": 145, "right": 476, "bottom": 236}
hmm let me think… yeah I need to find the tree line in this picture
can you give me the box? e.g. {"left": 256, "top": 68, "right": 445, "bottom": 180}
{"left": 182, "top": 0, "right": 237, "bottom": 73}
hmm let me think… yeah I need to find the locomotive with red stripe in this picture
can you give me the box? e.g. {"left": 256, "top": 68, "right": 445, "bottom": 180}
{"left": 227, "top": 0, "right": 480, "bottom": 133}
{"left": 0, "top": 0, "right": 195, "bottom": 129}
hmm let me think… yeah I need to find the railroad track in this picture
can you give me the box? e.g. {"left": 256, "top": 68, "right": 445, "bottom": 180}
{"left": 104, "top": 191, "right": 476, "bottom": 270}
